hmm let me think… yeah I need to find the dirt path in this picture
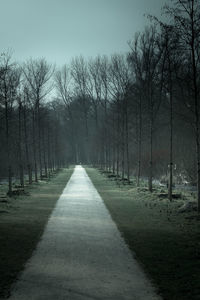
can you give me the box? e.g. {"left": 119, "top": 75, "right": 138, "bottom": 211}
{"left": 8, "top": 166, "right": 161, "bottom": 300}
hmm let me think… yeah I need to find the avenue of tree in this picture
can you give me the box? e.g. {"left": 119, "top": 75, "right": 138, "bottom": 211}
{"left": 0, "top": 0, "right": 200, "bottom": 212}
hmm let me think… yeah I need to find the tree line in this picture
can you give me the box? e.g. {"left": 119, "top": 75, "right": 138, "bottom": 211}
{"left": 0, "top": 0, "right": 199, "bottom": 212}
{"left": 0, "top": 55, "right": 69, "bottom": 195}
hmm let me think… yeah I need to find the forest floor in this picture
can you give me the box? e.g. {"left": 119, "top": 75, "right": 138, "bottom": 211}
{"left": 0, "top": 167, "right": 74, "bottom": 299}
{"left": 86, "top": 167, "right": 200, "bottom": 300}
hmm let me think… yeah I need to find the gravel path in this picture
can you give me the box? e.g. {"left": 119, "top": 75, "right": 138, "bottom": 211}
{"left": 9, "top": 166, "right": 161, "bottom": 300}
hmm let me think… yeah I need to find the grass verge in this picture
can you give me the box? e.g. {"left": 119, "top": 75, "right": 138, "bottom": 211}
{"left": 86, "top": 167, "right": 200, "bottom": 300}
{"left": 0, "top": 167, "right": 74, "bottom": 299}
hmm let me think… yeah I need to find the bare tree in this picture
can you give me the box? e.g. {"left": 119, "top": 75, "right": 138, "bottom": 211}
{"left": 109, "top": 54, "right": 131, "bottom": 180}
{"left": 128, "top": 35, "right": 144, "bottom": 186}
{"left": 55, "top": 64, "right": 78, "bottom": 163}
{"left": 22, "top": 86, "right": 33, "bottom": 184}
{"left": 23, "top": 58, "right": 54, "bottom": 179}
{"left": 99, "top": 55, "right": 110, "bottom": 169}
{"left": 129, "top": 26, "right": 163, "bottom": 191}
{"left": 159, "top": 25, "right": 181, "bottom": 201}
{"left": 71, "top": 56, "right": 90, "bottom": 139}
{"left": 0, "top": 52, "right": 21, "bottom": 194}
{"left": 164, "top": 0, "right": 200, "bottom": 210}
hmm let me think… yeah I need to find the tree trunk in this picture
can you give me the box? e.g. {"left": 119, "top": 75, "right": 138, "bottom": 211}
{"left": 191, "top": 14, "right": 200, "bottom": 213}
{"left": 168, "top": 68, "right": 173, "bottom": 201}
{"left": 112, "top": 111, "right": 116, "bottom": 174}
{"left": 116, "top": 100, "right": 120, "bottom": 177}
{"left": 121, "top": 103, "right": 125, "bottom": 181}
{"left": 5, "top": 98, "right": 12, "bottom": 195}
{"left": 193, "top": 60, "right": 200, "bottom": 213}
{"left": 104, "top": 101, "right": 108, "bottom": 171}
{"left": 18, "top": 100, "right": 24, "bottom": 187}
{"left": 125, "top": 97, "right": 130, "bottom": 182}
{"left": 149, "top": 103, "right": 153, "bottom": 192}
{"left": 32, "top": 110, "right": 38, "bottom": 182}
{"left": 42, "top": 127, "right": 48, "bottom": 178}
{"left": 23, "top": 103, "right": 32, "bottom": 184}
{"left": 137, "top": 95, "right": 142, "bottom": 187}
{"left": 47, "top": 121, "right": 51, "bottom": 178}
{"left": 37, "top": 102, "right": 42, "bottom": 179}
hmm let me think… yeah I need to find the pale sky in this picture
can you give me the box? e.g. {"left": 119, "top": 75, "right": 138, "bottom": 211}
{"left": 0, "top": 0, "right": 168, "bottom": 66}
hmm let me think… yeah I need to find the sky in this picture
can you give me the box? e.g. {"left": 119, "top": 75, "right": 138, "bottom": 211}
{"left": 0, "top": 0, "right": 169, "bottom": 67}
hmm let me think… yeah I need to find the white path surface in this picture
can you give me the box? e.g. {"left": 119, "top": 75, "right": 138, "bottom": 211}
{"left": 9, "top": 166, "right": 161, "bottom": 300}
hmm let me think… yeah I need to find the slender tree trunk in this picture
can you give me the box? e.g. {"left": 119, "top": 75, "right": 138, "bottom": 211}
{"left": 54, "top": 122, "right": 58, "bottom": 170}
{"left": 104, "top": 101, "right": 108, "bottom": 171}
{"left": 125, "top": 97, "right": 130, "bottom": 182}
{"left": 100, "top": 138, "right": 104, "bottom": 170}
{"left": 23, "top": 103, "right": 32, "bottom": 184}
{"left": 137, "top": 95, "right": 142, "bottom": 187}
{"left": 37, "top": 102, "right": 42, "bottom": 179}
{"left": 121, "top": 102, "right": 125, "bottom": 181}
{"left": 190, "top": 10, "right": 200, "bottom": 212}
{"left": 84, "top": 109, "right": 89, "bottom": 164}
{"left": 42, "top": 127, "right": 48, "bottom": 178}
{"left": 108, "top": 137, "right": 111, "bottom": 172}
{"left": 32, "top": 110, "right": 38, "bottom": 182}
{"left": 18, "top": 100, "right": 24, "bottom": 187}
{"left": 95, "top": 104, "right": 98, "bottom": 131}
{"left": 5, "top": 98, "right": 12, "bottom": 195}
{"left": 196, "top": 124, "right": 200, "bottom": 214}
{"left": 149, "top": 97, "right": 153, "bottom": 192}
{"left": 93, "top": 104, "right": 99, "bottom": 166}
{"left": 168, "top": 66, "right": 173, "bottom": 201}
{"left": 8, "top": 167, "right": 12, "bottom": 195}
{"left": 116, "top": 100, "right": 120, "bottom": 177}
{"left": 47, "top": 121, "right": 51, "bottom": 178}
{"left": 112, "top": 111, "right": 116, "bottom": 174}
{"left": 68, "top": 107, "right": 77, "bottom": 164}
{"left": 112, "top": 147, "right": 115, "bottom": 174}
{"left": 192, "top": 56, "right": 200, "bottom": 213}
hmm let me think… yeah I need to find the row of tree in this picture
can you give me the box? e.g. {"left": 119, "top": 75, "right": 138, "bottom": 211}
{"left": 54, "top": 0, "right": 200, "bottom": 210}
{"left": 0, "top": 54, "right": 69, "bottom": 195}
{"left": 0, "top": 0, "right": 199, "bottom": 212}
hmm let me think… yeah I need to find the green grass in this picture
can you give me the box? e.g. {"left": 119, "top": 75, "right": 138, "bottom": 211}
{"left": 86, "top": 167, "right": 200, "bottom": 300}
{"left": 0, "top": 167, "right": 74, "bottom": 299}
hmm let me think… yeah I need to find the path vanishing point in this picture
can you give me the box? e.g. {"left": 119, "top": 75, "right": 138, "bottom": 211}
{"left": 8, "top": 166, "right": 161, "bottom": 300}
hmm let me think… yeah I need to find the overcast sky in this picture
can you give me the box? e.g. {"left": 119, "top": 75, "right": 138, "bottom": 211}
{"left": 0, "top": 0, "right": 169, "bottom": 66}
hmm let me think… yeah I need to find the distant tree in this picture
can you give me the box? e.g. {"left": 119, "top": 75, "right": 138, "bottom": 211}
{"left": 71, "top": 56, "right": 91, "bottom": 139}
{"left": 85, "top": 57, "right": 106, "bottom": 165}
{"left": 55, "top": 64, "right": 78, "bottom": 163}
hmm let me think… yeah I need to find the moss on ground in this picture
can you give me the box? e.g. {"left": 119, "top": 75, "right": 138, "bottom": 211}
{"left": 0, "top": 167, "right": 74, "bottom": 299}
{"left": 86, "top": 167, "right": 200, "bottom": 300}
